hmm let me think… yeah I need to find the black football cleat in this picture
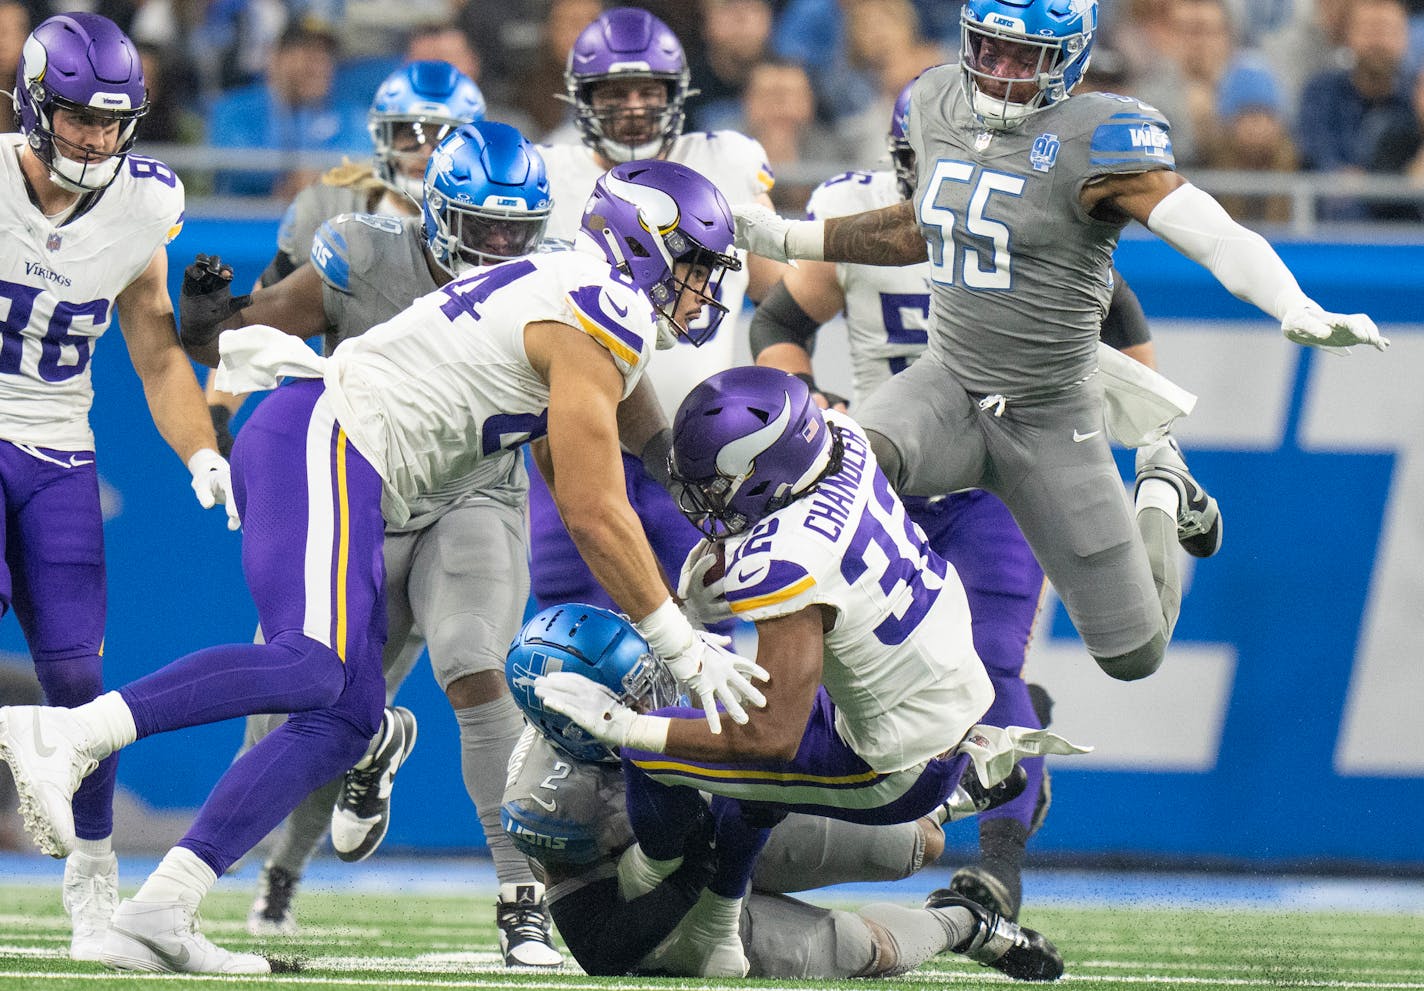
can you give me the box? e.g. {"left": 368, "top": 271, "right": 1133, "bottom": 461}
{"left": 925, "top": 891, "right": 1063, "bottom": 981}
{"left": 1135, "top": 436, "right": 1222, "bottom": 558}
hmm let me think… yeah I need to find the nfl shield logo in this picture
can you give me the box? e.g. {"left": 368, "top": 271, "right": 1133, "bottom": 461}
{"left": 974, "top": 130, "right": 993, "bottom": 152}
{"left": 46, "top": 231, "right": 62, "bottom": 252}
{"left": 1030, "top": 133, "right": 1061, "bottom": 173}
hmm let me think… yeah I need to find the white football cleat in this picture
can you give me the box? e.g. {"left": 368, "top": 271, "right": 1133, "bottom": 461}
{"left": 0, "top": 705, "right": 101, "bottom": 857}
{"left": 102, "top": 899, "right": 271, "bottom": 974}
{"left": 64, "top": 850, "right": 118, "bottom": 961}
{"left": 496, "top": 882, "right": 562, "bottom": 968}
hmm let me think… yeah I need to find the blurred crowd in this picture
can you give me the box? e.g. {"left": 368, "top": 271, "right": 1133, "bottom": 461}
{"left": 3, "top": 0, "right": 1422, "bottom": 219}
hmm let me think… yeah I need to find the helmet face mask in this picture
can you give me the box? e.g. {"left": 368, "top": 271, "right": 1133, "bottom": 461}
{"left": 16, "top": 14, "right": 149, "bottom": 192}
{"left": 580, "top": 159, "right": 741, "bottom": 346}
{"left": 959, "top": 0, "right": 1096, "bottom": 130}
{"left": 670, "top": 367, "right": 840, "bottom": 538}
{"left": 422, "top": 121, "right": 551, "bottom": 278}
{"left": 564, "top": 8, "right": 692, "bottom": 164}
{"left": 505, "top": 604, "right": 683, "bottom": 763}
{"left": 369, "top": 60, "right": 486, "bottom": 204}
{"left": 887, "top": 79, "right": 917, "bottom": 200}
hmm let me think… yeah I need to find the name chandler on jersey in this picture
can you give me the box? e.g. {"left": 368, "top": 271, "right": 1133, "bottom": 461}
{"left": 802, "top": 424, "right": 868, "bottom": 543}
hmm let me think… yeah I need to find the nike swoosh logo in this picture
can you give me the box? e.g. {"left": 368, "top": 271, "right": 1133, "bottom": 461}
{"left": 734, "top": 564, "right": 767, "bottom": 585}
{"left": 65, "top": 456, "right": 94, "bottom": 468}
{"left": 32, "top": 712, "right": 57, "bottom": 758}
{"left": 1072, "top": 429, "right": 1101, "bottom": 443}
{"left": 531, "top": 794, "right": 557, "bottom": 812}
{"left": 111, "top": 924, "right": 191, "bottom": 968}
{"left": 606, "top": 293, "right": 628, "bottom": 318}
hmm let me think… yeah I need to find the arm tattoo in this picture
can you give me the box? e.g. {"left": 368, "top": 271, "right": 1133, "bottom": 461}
{"left": 823, "top": 201, "right": 924, "bottom": 266}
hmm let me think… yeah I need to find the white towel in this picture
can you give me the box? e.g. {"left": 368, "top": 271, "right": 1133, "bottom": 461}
{"left": 1096, "top": 342, "right": 1198, "bottom": 448}
{"left": 215, "top": 324, "right": 328, "bottom": 394}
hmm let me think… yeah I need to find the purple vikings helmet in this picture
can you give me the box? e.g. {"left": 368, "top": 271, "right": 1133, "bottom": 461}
{"left": 961, "top": 0, "right": 1097, "bottom": 130}
{"left": 670, "top": 367, "right": 840, "bottom": 538}
{"left": 580, "top": 159, "right": 741, "bottom": 346}
{"left": 888, "top": 79, "right": 916, "bottom": 200}
{"left": 369, "top": 60, "right": 486, "bottom": 203}
{"left": 15, "top": 13, "right": 149, "bottom": 192}
{"left": 564, "top": 7, "right": 693, "bottom": 163}
{"left": 506, "top": 604, "right": 681, "bottom": 763}
{"left": 422, "top": 121, "right": 552, "bottom": 277}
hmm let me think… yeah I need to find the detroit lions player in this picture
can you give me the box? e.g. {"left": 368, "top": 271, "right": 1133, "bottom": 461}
{"left": 529, "top": 7, "right": 789, "bottom": 616}
{"left": 503, "top": 604, "right": 1064, "bottom": 981}
{"left": 734, "top": 0, "right": 1388, "bottom": 686}
{"left": 0, "top": 12, "right": 236, "bottom": 961}
{"left": 749, "top": 80, "right": 1175, "bottom": 921}
{"left": 204, "top": 59, "right": 485, "bottom": 451}
{"left": 0, "top": 159, "right": 763, "bottom": 974}
{"left": 179, "top": 121, "right": 562, "bottom": 965}
{"left": 535, "top": 366, "right": 1088, "bottom": 977}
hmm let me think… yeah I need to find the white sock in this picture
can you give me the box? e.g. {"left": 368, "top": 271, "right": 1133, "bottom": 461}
{"left": 617, "top": 843, "right": 683, "bottom": 901}
{"left": 685, "top": 888, "right": 743, "bottom": 940}
{"left": 73, "top": 835, "right": 113, "bottom": 859}
{"left": 1135, "top": 478, "right": 1180, "bottom": 518}
{"left": 133, "top": 847, "right": 216, "bottom": 910}
{"left": 73, "top": 691, "right": 137, "bottom": 754}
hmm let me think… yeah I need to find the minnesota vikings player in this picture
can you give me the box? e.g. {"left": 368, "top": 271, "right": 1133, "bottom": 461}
{"left": 748, "top": 80, "right": 1172, "bottom": 921}
{"left": 180, "top": 122, "right": 562, "bottom": 965}
{"left": 204, "top": 59, "right": 485, "bottom": 452}
{"left": 529, "top": 7, "right": 788, "bottom": 615}
{"left": 503, "top": 604, "right": 1064, "bottom": 981}
{"left": 0, "top": 160, "right": 761, "bottom": 974}
{"left": 0, "top": 12, "right": 236, "bottom": 961}
{"left": 735, "top": 0, "right": 1387, "bottom": 686}
{"left": 535, "top": 367, "right": 1088, "bottom": 977}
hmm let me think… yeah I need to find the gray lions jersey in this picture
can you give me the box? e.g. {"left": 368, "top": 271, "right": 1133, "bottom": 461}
{"left": 908, "top": 65, "right": 1174, "bottom": 399}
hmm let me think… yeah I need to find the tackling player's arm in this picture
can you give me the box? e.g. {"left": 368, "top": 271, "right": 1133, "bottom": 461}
{"left": 526, "top": 320, "right": 674, "bottom": 619}
{"left": 744, "top": 191, "right": 793, "bottom": 302}
{"left": 735, "top": 200, "right": 925, "bottom": 268}
{"left": 1084, "top": 169, "right": 1386, "bottom": 352}
{"left": 751, "top": 259, "right": 849, "bottom": 411}
{"left": 116, "top": 246, "right": 223, "bottom": 463}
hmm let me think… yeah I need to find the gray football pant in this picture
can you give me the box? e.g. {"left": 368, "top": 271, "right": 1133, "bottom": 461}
{"left": 245, "top": 498, "right": 535, "bottom": 882}
{"left": 855, "top": 354, "right": 1179, "bottom": 677}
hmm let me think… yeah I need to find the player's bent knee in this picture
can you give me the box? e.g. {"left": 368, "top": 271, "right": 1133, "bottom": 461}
{"left": 1093, "top": 632, "right": 1166, "bottom": 681}
{"left": 866, "top": 429, "right": 905, "bottom": 489}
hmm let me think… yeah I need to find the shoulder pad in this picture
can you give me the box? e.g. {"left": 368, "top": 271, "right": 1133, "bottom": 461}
{"left": 722, "top": 518, "right": 819, "bottom": 619}
{"left": 345, "top": 212, "right": 405, "bottom": 236}
{"left": 564, "top": 278, "right": 653, "bottom": 375}
{"left": 119, "top": 155, "right": 186, "bottom": 241}
{"left": 311, "top": 219, "right": 353, "bottom": 294}
{"left": 500, "top": 801, "right": 602, "bottom": 867}
{"left": 1088, "top": 99, "right": 1176, "bottom": 172}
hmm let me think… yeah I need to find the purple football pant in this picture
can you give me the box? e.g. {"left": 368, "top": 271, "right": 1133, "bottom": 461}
{"left": 908, "top": 490, "right": 1046, "bottom": 831}
{"left": 528, "top": 450, "right": 700, "bottom": 611}
{"left": 117, "top": 380, "right": 387, "bottom": 876}
{"left": 0, "top": 440, "right": 114, "bottom": 840}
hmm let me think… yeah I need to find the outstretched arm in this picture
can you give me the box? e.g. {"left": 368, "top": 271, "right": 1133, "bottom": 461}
{"left": 751, "top": 259, "right": 850, "bottom": 410}
{"left": 735, "top": 201, "right": 926, "bottom": 267}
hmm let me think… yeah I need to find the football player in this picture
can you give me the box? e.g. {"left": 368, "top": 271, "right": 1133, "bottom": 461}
{"left": 504, "top": 604, "right": 1064, "bottom": 981}
{"left": 734, "top": 0, "right": 1387, "bottom": 686}
{"left": 534, "top": 366, "right": 1089, "bottom": 977}
{"left": 0, "top": 160, "right": 762, "bottom": 974}
{"left": 529, "top": 7, "right": 789, "bottom": 619}
{"left": 747, "top": 80, "right": 1175, "bottom": 921}
{"left": 178, "top": 121, "right": 563, "bottom": 965}
{"left": 0, "top": 12, "right": 236, "bottom": 960}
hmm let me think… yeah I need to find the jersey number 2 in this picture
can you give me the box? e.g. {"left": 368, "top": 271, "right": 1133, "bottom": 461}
{"left": 918, "top": 161, "right": 1025, "bottom": 290}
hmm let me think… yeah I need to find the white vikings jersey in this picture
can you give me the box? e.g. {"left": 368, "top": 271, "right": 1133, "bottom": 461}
{"left": 539, "top": 132, "right": 775, "bottom": 420}
{"left": 805, "top": 171, "right": 931, "bottom": 404}
{"left": 324, "top": 246, "right": 655, "bottom": 526}
{"left": 712, "top": 410, "right": 991, "bottom": 772}
{"left": 0, "top": 135, "right": 184, "bottom": 449}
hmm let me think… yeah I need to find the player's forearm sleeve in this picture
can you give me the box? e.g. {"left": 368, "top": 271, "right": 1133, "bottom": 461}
{"left": 749, "top": 281, "right": 823, "bottom": 359}
{"left": 1146, "top": 183, "right": 1309, "bottom": 320}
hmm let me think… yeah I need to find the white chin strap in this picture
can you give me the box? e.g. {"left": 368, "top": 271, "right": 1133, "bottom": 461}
{"left": 970, "top": 87, "right": 1037, "bottom": 130}
{"left": 50, "top": 152, "right": 122, "bottom": 192}
{"left": 601, "top": 135, "right": 665, "bottom": 164}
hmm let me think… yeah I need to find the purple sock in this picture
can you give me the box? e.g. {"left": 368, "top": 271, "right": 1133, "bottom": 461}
{"left": 707, "top": 798, "right": 774, "bottom": 899}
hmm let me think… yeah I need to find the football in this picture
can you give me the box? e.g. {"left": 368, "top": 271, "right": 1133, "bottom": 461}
{"left": 703, "top": 542, "right": 727, "bottom": 586}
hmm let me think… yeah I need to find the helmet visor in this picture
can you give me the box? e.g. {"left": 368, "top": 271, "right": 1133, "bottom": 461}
{"left": 446, "top": 201, "right": 551, "bottom": 267}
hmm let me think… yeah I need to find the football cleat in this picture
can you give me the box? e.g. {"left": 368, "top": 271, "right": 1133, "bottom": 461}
{"left": 331, "top": 706, "right": 417, "bottom": 863}
{"left": 64, "top": 850, "right": 119, "bottom": 961}
{"left": 246, "top": 862, "right": 299, "bottom": 936}
{"left": 937, "top": 764, "right": 1028, "bottom": 824}
{"left": 102, "top": 899, "right": 272, "bottom": 974}
{"left": 0, "top": 705, "right": 101, "bottom": 857}
{"left": 948, "top": 862, "right": 1022, "bottom": 923}
{"left": 496, "top": 882, "right": 562, "bottom": 968}
{"left": 1135, "top": 436, "right": 1222, "bottom": 558}
{"left": 925, "top": 891, "right": 1063, "bottom": 981}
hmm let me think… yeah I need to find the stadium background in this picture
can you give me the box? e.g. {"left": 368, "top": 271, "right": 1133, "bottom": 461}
{"left": 1, "top": 215, "right": 1420, "bottom": 872}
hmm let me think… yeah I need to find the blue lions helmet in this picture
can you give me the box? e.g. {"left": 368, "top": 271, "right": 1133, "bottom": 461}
{"left": 960, "top": 0, "right": 1096, "bottom": 130}
{"left": 421, "top": 120, "right": 552, "bottom": 277}
{"left": 888, "top": 79, "right": 916, "bottom": 200}
{"left": 368, "top": 60, "right": 486, "bottom": 202}
{"left": 506, "top": 604, "right": 683, "bottom": 763}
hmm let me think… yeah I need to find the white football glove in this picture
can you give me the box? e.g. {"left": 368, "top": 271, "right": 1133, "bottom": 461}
{"left": 1281, "top": 301, "right": 1389, "bottom": 355}
{"left": 676, "top": 539, "right": 735, "bottom": 628}
{"left": 956, "top": 725, "right": 1094, "bottom": 789}
{"left": 635, "top": 599, "right": 768, "bottom": 734}
{"left": 532, "top": 671, "right": 659, "bottom": 750}
{"left": 187, "top": 448, "right": 240, "bottom": 530}
{"left": 732, "top": 204, "right": 825, "bottom": 263}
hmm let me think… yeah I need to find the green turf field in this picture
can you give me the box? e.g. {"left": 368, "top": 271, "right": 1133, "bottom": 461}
{"left": 3, "top": 882, "right": 1424, "bottom": 990}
